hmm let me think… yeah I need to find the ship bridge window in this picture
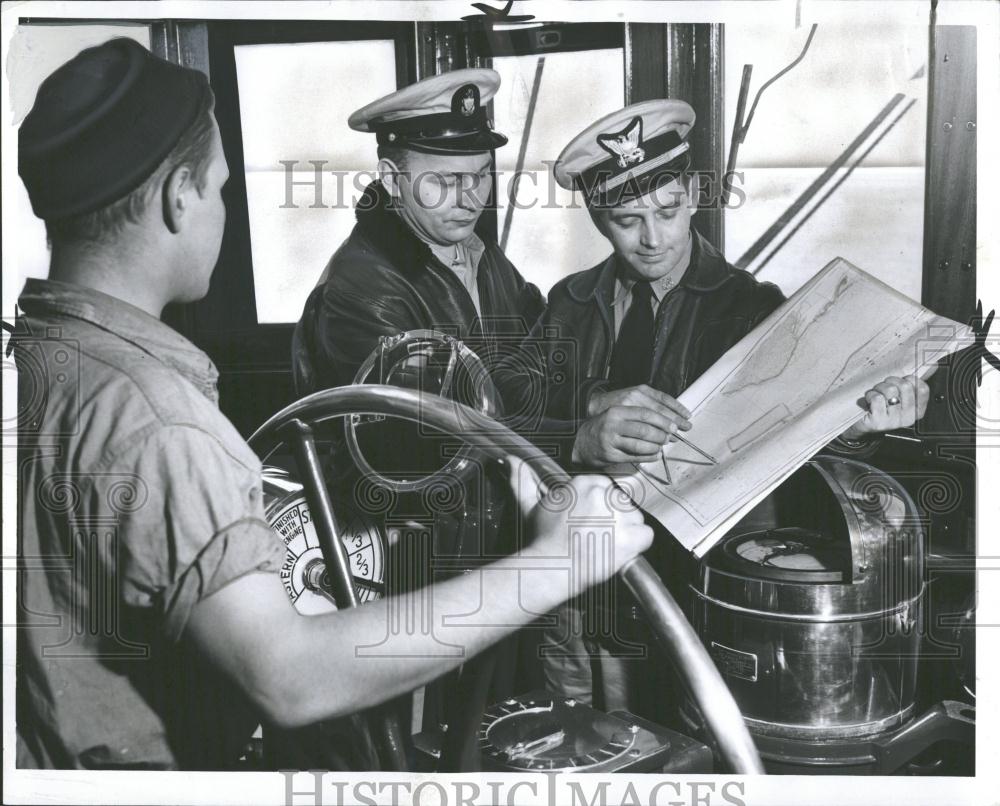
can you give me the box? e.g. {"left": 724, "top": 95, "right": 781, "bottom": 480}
{"left": 493, "top": 46, "right": 625, "bottom": 295}
{"left": 235, "top": 39, "right": 398, "bottom": 324}
{"left": 723, "top": 20, "right": 928, "bottom": 299}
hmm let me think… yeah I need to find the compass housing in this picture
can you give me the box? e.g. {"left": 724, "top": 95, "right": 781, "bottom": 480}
{"left": 689, "top": 456, "right": 924, "bottom": 743}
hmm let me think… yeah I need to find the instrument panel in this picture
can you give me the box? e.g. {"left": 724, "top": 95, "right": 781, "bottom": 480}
{"left": 263, "top": 467, "right": 385, "bottom": 614}
{"left": 478, "top": 691, "right": 697, "bottom": 773}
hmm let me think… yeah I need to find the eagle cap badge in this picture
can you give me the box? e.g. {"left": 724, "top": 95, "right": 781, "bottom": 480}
{"left": 597, "top": 116, "right": 646, "bottom": 169}
{"left": 455, "top": 85, "right": 479, "bottom": 117}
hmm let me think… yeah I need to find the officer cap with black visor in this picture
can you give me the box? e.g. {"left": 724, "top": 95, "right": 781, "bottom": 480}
{"left": 349, "top": 68, "right": 507, "bottom": 156}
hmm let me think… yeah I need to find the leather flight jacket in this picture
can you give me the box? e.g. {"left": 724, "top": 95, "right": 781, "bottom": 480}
{"left": 294, "top": 180, "right": 544, "bottom": 396}
{"left": 292, "top": 180, "right": 545, "bottom": 564}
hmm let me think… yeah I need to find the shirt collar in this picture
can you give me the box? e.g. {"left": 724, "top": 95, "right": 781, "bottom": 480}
{"left": 612, "top": 271, "right": 677, "bottom": 306}
{"left": 426, "top": 232, "right": 486, "bottom": 273}
{"left": 16, "top": 278, "right": 219, "bottom": 401}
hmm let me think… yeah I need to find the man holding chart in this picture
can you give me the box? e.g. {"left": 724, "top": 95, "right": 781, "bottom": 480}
{"left": 515, "top": 99, "right": 932, "bottom": 721}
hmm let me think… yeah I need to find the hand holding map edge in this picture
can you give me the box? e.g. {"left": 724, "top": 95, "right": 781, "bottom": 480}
{"left": 626, "top": 257, "right": 972, "bottom": 558}
{"left": 841, "top": 371, "right": 934, "bottom": 439}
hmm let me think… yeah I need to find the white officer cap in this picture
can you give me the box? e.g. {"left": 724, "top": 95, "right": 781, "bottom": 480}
{"left": 349, "top": 68, "right": 507, "bottom": 155}
{"left": 553, "top": 99, "right": 695, "bottom": 207}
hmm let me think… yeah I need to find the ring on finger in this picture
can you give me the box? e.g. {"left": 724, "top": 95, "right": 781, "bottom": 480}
{"left": 887, "top": 394, "right": 901, "bottom": 406}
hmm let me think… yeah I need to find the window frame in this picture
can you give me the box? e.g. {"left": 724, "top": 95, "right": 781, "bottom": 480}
{"left": 162, "top": 22, "right": 415, "bottom": 376}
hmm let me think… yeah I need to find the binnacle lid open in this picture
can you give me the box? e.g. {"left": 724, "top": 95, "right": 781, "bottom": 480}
{"left": 695, "top": 457, "right": 925, "bottom": 619}
{"left": 714, "top": 526, "right": 851, "bottom": 584}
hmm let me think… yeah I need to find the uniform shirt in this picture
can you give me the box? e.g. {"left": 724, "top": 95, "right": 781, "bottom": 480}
{"left": 611, "top": 272, "right": 678, "bottom": 339}
{"left": 14, "top": 279, "right": 286, "bottom": 769}
{"left": 610, "top": 233, "right": 692, "bottom": 339}
{"left": 427, "top": 233, "right": 486, "bottom": 317}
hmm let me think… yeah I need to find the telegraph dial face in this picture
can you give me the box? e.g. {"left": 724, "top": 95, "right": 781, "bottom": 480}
{"left": 479, "top": 695, "right": 640, "bottom": 772}
{"left": 264, "top": 473, "right": 385, "bottom": 615}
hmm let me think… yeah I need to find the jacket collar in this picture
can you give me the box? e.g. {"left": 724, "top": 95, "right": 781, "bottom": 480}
{"left": 16, "top": 278, "right": 219, "bottom": 401}
{"left": 355, "top": 180, "right": 502, "bottom": 277}
{"left": 565, "top": 253, "right": 617, "bottom": 306}
{"left": 682, "top": 228, "right": 734, "bottom": 292}
{"left": 566, "top": 227, "right": 733, "bottom": 305}
{"left": 354, "top": 180, "right": 441, "bottom": 276}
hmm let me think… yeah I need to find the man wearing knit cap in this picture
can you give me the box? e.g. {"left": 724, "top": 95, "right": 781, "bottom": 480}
{"left": 523, "top": 99, "right": 931, "bottom": 720}
{"left": 14, "top": 40, "right": 654, "bottom": 770}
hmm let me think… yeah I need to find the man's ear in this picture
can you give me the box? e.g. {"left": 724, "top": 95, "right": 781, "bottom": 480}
{"left": 162, "top": 164, "right": 194, "bottom": 234}
{"left": 378, "top": 157, "right": 404, "bottom": 198}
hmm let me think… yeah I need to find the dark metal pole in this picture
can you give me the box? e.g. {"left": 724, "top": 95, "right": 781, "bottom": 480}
{"left": 279, "top": 418, "right": 409, "bottom": 771}
{"left": 281, "top": 419, "right": 359, "bottom": 609}
{"left": 722, "top": 64, "right": 753, "bottom": 209}
{"left": 500, "top": 56, "right": 545, "bottom": 252}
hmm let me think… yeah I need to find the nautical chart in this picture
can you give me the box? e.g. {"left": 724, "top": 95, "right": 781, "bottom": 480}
{"left": 629, "top": 258, "right": 972, "bottom": 557}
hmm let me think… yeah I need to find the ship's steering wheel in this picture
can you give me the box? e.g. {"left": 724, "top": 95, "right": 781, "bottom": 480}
{"left": 249, "top": 384, "right": 764, "bottom": 774}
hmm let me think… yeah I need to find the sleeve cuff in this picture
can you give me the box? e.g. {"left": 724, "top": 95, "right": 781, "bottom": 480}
{"left": 161, "top": 517, "right": 287, "bottom": 643}
{"left": 578, "top": 377, "right": 610, "bottom": 420}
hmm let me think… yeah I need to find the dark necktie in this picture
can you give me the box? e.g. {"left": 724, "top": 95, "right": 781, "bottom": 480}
{"left": 608, "top": 280, "right": 654, "bottom": 390}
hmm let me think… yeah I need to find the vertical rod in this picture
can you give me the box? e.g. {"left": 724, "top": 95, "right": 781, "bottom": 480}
{"left": 282, "top": 419, "right": 359, "bottom": 609}
{"left": 723, "top": 64, "right": 753, "bottom": 209}
{"left": 704, "top": 23, "right": 726, "bottom": 251}
{"left": 500, "top": 56, "right": 545, "bottom": 252}
{"left": 920, "top": 19, "right": 977, "bottom": 437}
{"left": 281, "top": 418, "right": 409, "bottom": 771}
